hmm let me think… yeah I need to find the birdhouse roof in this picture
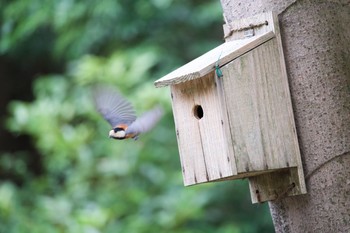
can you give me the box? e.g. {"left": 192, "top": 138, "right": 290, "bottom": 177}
{"left": 154, "top": 31, "right": 275, "bottom": 88}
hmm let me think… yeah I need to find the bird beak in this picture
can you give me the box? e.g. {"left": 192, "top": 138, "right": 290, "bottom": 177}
{"left": 109, "top": 130, "right": 114, "bottom": 138}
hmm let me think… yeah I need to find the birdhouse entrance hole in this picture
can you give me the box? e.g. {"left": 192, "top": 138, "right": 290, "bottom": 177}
{"left": 193, "top": 105, "right": 203, "bottom": 119}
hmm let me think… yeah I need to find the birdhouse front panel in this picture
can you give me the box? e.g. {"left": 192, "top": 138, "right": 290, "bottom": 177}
{"left": 170, "top": 72, "right": 237, "bottom": 186}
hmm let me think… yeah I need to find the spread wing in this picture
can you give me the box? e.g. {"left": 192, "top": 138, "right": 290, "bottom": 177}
{"left": 93, "top": 85, "right": 137, "bottom": 127}
{"left": 125, "top": 106, "right": 163, "bottom": 135}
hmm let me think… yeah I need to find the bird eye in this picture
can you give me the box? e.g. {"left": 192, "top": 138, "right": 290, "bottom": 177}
{"left": 114, "top": 127, "right": 123, "bottom": 133}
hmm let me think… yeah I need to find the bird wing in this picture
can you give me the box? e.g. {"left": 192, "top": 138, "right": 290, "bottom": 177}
{"left": 93, "top": 85, "right": 137, "bottom": 127}
{"left": 125, "top": 106, "right": 163, "bottom": 135}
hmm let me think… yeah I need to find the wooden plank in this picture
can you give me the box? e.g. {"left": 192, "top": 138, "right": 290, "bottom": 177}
{"left": 249, "top": 167, "right": 305, "bottom": 203}
{"left": 223, "top": 11, "right": 276, "bottom": 41}
{"left": 223, "top": 11, "right": 306, "bottom": 202}
{"left": 195, "top": 73, "right": 236, "bottom": 182}
{"left": 154, "top": 31, "right": 275, "bottom": 88}
{"left": 170, "top": 72, "right": 236, "bottom": 185}
{"left": 249, "top": 12, "right": 306, "bottom": 202}
{"left": 170, "top": 84, "right": 206, "bottom": 185}
{"left": 270, "top": 13, "right": 307, "bottom": 197}
{"left": 214, "top": 74, "right": 237, "bottom": 179}
{"left": 221, "top": 38, "right": 301, "bottom": 172}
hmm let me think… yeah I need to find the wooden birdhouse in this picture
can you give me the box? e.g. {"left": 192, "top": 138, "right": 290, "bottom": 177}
{"left": 155, "top": 12, "right": 306, "bottom": 203}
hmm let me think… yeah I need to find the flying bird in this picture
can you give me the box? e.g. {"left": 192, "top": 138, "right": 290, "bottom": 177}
{"left": 93, "top": 85, "right": 163, "bottom": 140}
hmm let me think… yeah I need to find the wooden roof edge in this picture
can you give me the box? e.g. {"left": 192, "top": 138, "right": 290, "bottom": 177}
{"left": 154, "top": 31, "right": 275, "bottom": 88}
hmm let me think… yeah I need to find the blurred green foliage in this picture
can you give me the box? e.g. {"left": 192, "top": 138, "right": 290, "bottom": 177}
{"left": 1, "top": 0, "right": 273, "bottom": 232}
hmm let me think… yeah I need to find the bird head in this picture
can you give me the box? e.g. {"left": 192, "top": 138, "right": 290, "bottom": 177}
{"left": 109, "top": 127, "right": 126, "bottom": 140}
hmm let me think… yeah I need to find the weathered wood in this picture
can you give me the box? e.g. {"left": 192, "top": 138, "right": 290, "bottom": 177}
{"left": 224, "top": 12, "right": 306, "bottom": 203}
{"left": 219, "top": 37, "right": 306, "bottom": 202}
{"left": 156, "top": 11, "right": 306, "bottom": 203}
{"left": 170, "top": 72, "right": 236, "bottom": 186}
{"left": 221, "top": 38, "right": 298, "bottom": 172}
{"left": 155, "top": 31, "right": 275, "bottom": 88}
{"left": 223, "top": 11, "right": 277, "bottom": 41}
{"left": 249, "top": 167, "right": 303, "bottom": 203}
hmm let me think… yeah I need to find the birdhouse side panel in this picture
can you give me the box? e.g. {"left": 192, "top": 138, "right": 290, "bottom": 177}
{"left": 170, "top": 72, "right": 236, "bottom": 186}
{"left": 221, "top": 38, "right": 299, "bottom": 173}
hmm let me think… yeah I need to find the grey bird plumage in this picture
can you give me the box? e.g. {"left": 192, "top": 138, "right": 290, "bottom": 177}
{"left": 93, "top": 85, "right": 163, "bottom": 140}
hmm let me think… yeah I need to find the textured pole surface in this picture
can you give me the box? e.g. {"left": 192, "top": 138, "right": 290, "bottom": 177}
{"left": 220, "top": 0, "right": 350, "bottom": 232}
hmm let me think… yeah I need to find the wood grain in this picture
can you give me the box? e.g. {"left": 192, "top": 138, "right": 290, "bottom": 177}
{"left": 221, "top": 38, "right": 299, "bottom": 173}
{"left": 159, "top": 11, "right": 306, "bottom": 202}
{"left": 170, "top": 72, "right": 236, "bottom": 186}
{"left": 155, "top": 31, "right": 275, "bottom": 88}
